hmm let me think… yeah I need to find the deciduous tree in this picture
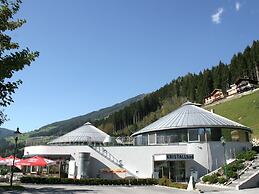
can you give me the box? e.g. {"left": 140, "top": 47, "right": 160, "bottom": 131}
{"left": 0, "top": 0, "right": 39, "bottom": 124}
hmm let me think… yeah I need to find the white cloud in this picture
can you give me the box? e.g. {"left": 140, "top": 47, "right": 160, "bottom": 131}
{"left": 211, "top": 8, "right": 224, "bottom": 24}
{"left": 235, "top": 2, "right": 240, "bottom": 11}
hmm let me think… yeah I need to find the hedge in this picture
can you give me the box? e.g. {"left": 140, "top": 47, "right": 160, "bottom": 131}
{"left": 20, "top": 176, "right": 158, "bottom": 185}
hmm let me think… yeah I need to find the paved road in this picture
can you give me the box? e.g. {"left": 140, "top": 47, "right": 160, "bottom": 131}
{"left": 1, "top": 184, "right": 259, "bottom": 194}
{"left": 1, "top": 185, "right": 194, "bottom": 194}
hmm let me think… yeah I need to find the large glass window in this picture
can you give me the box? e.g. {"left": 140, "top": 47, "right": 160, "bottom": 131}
{"left": 221, "top": 128, "right": 250, "bottom": 142}
{"left": 188, "top": 129, "right": 199, "bottom": 142}
{"left": 156, "top": 129, "right": 187, "bottom": 144}
{"left": 148, "top": 133, "right": 156, "bottom": 144}
{"left": 210, "top": 128, "right": 222, "bottom": 141}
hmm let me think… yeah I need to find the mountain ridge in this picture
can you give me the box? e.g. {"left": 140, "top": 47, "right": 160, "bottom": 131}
{"left": 0, "top": 127, "right": 13, "bottom": 138}
{"left": 28, "top": 94, "right": 146, "bottom": 138}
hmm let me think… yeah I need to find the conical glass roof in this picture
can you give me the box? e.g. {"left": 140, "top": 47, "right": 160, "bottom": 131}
{"left": 48, "top": 122, "right": 110, "bottom": 144}
{"left": 132, "top": 102, "right": 251, "bottom": 136}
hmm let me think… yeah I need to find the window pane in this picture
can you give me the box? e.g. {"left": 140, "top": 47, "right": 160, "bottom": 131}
{"left": 188, "top": 129, "right": 199, "bottom": 142}
{"left": 149, "top": 133, "right": 156, "bottom": 144}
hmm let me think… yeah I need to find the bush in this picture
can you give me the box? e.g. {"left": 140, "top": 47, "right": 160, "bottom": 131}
{"left": 217, "top": 177, "right": 227, "bottom": 184}
{"left": 158, "top": 176, "right": 171, "bottom": 186}
{"left": 20, "top": 176, "right": 158, "bottom": 186}
{"left": 202, "top": 173, "right": 219, "bottom": 184}
{"left": 237, "top": 150, "right": 257, "bottom": 161}
{"left": 202, "top": 175, "right": 210, "bottom": 183}
{"left": 207, "top": 173, "right": 218, "bottom": 184}
{"left": 225, "top": 171, "right": 238, "bottom": 179}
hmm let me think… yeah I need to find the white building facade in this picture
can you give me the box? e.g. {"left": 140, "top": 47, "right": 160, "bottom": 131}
{"left": 23, "top": 102, "right": 252, "bottom": 182}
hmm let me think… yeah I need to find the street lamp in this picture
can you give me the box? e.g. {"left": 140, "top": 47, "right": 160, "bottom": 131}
{"left": 220, "top": 136, "right": 227, "bottom": 175}
{"left": 10, "top": 127, "right": 22, "bottom": 186}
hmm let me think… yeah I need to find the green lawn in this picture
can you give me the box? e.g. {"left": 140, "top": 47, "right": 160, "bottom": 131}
{"left": 207, "top": 90, "right": 259, "bottom": 138}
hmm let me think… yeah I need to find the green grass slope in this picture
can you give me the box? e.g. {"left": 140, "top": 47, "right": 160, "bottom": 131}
{"left": 208, "top": 90, "right": 259, "bottom": 138}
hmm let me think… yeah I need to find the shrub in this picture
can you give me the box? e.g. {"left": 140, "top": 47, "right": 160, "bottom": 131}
{"left": 217, "top": 177, "right": 227, "bottom": 184}
{"left": 225, "top": 171, "right": 238, "bottom": 179}
{"left": 237, "top": 150, "right": 257, "bottom": 161}
{"left": 207, "top": 173, "right": 218, "bottom": 184}
{"left": 158, "top": 176, "right": 171, "bottom": 186}
{"left": 202, "top": 175, "right": 210, "bottom": 183}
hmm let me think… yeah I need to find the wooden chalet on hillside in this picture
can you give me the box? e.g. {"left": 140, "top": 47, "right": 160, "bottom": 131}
{"left": 227, "top": 78, "right": 258, "bottom": 96}
{"left": 204, "top": 89, "right": 224, "bottom": 105}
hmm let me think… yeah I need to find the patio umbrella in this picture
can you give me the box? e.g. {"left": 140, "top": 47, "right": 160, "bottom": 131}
{"left": 2, "top": 155, "right": 21, "bottom": 166}
{"left": 15, "top": 156, "right": 56, "bottom": 167}
{"left": 0, "top": 156, "right": 7, "bottom": 165}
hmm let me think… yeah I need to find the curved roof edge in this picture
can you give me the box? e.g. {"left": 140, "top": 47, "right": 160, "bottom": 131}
{"left": 48, "top": 122, "right": 110, "bottom": 144}
{"left": 132, "top": 102, "right": 251, "bottom": 137}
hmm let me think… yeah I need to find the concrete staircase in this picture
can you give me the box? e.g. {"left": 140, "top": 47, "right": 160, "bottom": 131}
{"left": 227, "top": 154, "right": 259, "bottom": 189}
{"left": 89, "top": 145, "right": 136, "bottom": 178}
{"left": 90, "top": 145, "right": 123, "bottom": 167}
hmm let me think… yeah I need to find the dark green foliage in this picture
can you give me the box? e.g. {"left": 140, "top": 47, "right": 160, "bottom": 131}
{"left": 0, "top": 0, "right": 39, "bottom": 125}
{"left": 223, "top": 160, "right": 245, "bottom": 175}
{"left": 207, "top": 173, "right": 218, "bottom": 184}
{"left": 225, "top": 171, "right": 238, "bottom": 179}
{"left": 158, "top": 176, "right": 171, "bottom": 186}
{"left": 217, "top": 177, "right": 228, "bottom": 184}
{"left": 158, "top": 177, "right": 187, "bottom": 189}
{"left": 222, "top": 160, "right": 243, "bottom": 179}
{"left": 20, "top": 176, "right": 158, "bottom": 185}
{"left": 236, "top": 150, "right": 257, "bottom": 161}
{"left": 202, "top": 175, "right": 210, "bottom": 183}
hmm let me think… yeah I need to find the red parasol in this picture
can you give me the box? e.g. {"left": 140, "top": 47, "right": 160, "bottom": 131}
{"left": 0, "top": 156, "right": 7, "bottom": 165}
{"left": 15, "top": 156, "right": 56, "bottom": 167}
{"left": 2, "top": 155, "right": 21, "bottom": 166}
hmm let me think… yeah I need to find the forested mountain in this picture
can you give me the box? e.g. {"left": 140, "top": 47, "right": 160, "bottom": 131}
{"left": 0, "top": 128, "right": 13, "bottom": 138}
{"left": 93, "top": 40, "right": 259, "bottom": 135}
{"left": 27, "top": 94, "right": 146, "bottom": 138}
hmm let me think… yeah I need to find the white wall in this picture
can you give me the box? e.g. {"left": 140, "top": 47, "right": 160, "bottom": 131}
{"left": 24, "top": 141, "right": 251, "bottom": 179}
{"left": 105, "top": 143, "right": 188, "bottom": 178}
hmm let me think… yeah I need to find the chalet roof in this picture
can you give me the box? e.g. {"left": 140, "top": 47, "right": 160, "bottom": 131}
{"left": 235, "top": 78, "right": 259, "bottom": 86}
{"left": 132, "top": 102, "right": 251, "bottom": 136}
{"left": 48, "top": 122, "right": 110, "bottom": 145}
{"left": 204, "top": 89, "right": 223, "bottom": 99}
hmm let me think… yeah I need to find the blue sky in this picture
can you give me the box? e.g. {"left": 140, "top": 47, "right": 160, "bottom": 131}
{"left": 2, "top": 0, "right": 259, "bottom": 132}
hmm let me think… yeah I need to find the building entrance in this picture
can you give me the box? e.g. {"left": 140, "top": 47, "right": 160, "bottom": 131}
{"left": 154, "top": 161, "right": 186, "bottom": 182}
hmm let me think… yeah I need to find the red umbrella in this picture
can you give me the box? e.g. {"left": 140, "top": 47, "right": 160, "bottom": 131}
{"left": 15, "top": 156, "right": 56, "bottom": 167}
{"left": 2, "top": 155, "right": 21, "bottom": 166}
{"left": 0, "top": 156, "right": 7, "bottom": 165}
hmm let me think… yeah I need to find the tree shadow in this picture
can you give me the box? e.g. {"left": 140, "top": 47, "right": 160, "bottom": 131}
{"left": 1, "top": 186, "right": 95, "bottom": 194}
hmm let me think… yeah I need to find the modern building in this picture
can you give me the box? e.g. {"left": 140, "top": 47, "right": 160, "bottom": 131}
{"left": 23, "top": 102, "right": 252, "bottom": 182}
{"left": 204, "top": 89, "right": 224, "bottom": 105}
